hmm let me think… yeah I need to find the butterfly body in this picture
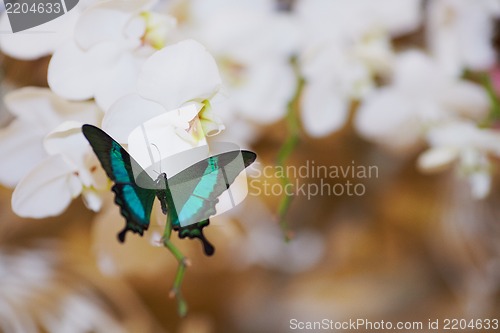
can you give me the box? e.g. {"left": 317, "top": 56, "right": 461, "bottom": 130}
{"left": 82, "top": 124, "right": 256, "bottom": 256}
{"left": 149, "top": 172, "right": 214, "bottom": 254}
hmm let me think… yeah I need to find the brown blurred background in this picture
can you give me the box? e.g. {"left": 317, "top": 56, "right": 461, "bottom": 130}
{"left": 1, "top": 22, "right": 500, "bottom": 333}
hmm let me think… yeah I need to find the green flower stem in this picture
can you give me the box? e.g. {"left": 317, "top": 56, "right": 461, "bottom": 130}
{"left": 277, "top": 57, "right": 305, "bottom": 242}
{"left": 162, "top": 213, "right": 189, "bottom": 317}
{"left": 481, "top": 73, "right": 500, "bottom": 127}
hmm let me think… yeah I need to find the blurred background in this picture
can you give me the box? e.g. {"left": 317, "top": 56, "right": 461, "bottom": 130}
{"left": 1, "top": 0, "right": 500, "bottom": 332}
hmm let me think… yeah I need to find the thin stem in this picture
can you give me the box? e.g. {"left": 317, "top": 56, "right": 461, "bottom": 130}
{"left": 162, "top": 214, "right": 189, "bottom": 317}
{"left": 480, "top": 72, "right": 500, "bottom": 128}
{"left": 276, "top": 56, "right": 305, "bottom": 242}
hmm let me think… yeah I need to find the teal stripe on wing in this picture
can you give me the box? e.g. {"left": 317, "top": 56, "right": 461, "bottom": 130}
{"left": 177, "top": 159, "right": 219, "bottom": 227}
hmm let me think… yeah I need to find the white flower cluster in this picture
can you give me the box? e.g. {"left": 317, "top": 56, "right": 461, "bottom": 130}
{"left": 0, "top": 0, "right": 226, "bottom": 218}
{"left": 166, "top": 0, "right": 500, "bottom": 199}
{"left": 0, "top": 0, "right": 499, "bottom": 222}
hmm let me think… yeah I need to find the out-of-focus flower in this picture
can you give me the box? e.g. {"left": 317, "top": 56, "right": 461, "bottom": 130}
{"left": 0, "top": 245, "right": 124, "bottom": 333}
{"left": 48, "top": 0, "right": 176, "bottom": 111}
{"left": 296, "top": 0, "right": 423, "bottom": 56}
{"left": 227, "top": 199, "right": 324, "bottom": 273}
{"left": 437, "top": 174, "right": 500, "bottom": 316}
{"left": 427, "top": 0, "right": 500, "bottom": 77}
{"left": 92, "top": 201, "right": 172, "bottom": 277}
{"left": 0, "top": 245, "right": 58, "bottom": 331}
{"left": 355, "top": 51, "right": 489, "bottom": 152}
{"left": 0, "top": 243, "right": 163, "bottom": 332}
{"left": 0, "top": 87, "right": 100, "bottom": 188}
{"left": 12, "top": 121, "right": 108, "bottom": 218}
{"left": 102, "top": 39, "right": 224, "bottom": 157}
{"left": 299, "top": 35, "right": 387, "bottom": 137}
{"left": 418, "top": 121, "right": 500, "bottom": 199}
{"left": 175, "top": 0, "right": 298, "bottom": 125}
{"left": 296, "top": 0, "right": 423, "bottom": 137}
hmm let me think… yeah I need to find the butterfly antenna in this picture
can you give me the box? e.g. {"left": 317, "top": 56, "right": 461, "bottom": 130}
{"left": 140, "top": 124, "right": 157, "bottom": 167}
{"left": 151, "top": 143, "right": 162, "bottom": 174}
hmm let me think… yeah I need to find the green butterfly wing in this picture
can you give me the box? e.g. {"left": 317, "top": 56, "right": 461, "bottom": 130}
{"left": 83, "top": 124, "right": 257, "bottom": 256}
{"left": 167, "top": 150, "right": 257, "bottom": 255}
{"left": 82, "top": 124, "right": 157, "bottom": 242}
{"left": 168, "top": 150, "right": 256, "bottom": 226}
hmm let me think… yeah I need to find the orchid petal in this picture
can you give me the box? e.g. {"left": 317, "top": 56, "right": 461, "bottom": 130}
{"left": 426, "top": 122, "right": 477, "bottom": 147}
{"left": 393, "top": 50, "right": 446, "bottom": 94}
{"left": 441, "top": 81, "right": 489, "bottom": 119}
{"left": 0, "top": 88, "right": 100, "bottom": 187}
{"left": 137, "top": 39, "right": 222, "bottom": 111}
{"left": 187, "top": 0, "right": 274, "bottom": 23}
{"left": 0, "top": 10, "right": 78, "bottom": 60}
{"left": 83, "top": 147, "right": 110, "bottom": 188}
{"left": 12, "top": 155, "right": 81, "bottom": 218}
{"left": 81, "top": 189, "right": 103, "bottom": 212}
{"left": 373, "top": 0, "right": 423, "bottom": 36}
{"left": 417, "top": 147, "right": 459, "bottom": 173}
{"left": 140, "top": 12, "right": 177, "bottom": 50}
{"left": 74, "top": 0, "right": 152, "bottom": 50}
{"left": 427, "top": 0, "right": 498, "bottom": 75}
{"left": 355, "top": 88, "right": 422, "bottom": 151}
{"left": 48, "top": 40, "right": 125, "bottom": 101}
{"left": 93, "top": 52, "right": 144, "bottom": 112}
{"left": 458, "top": 2, "right": 497, "bottom": 71}
{"left": 4, "top": 87, "right": 100, "bottom": 128}
{"left": 102, "top": 94, "right": 165, "bottom": 143}
{"left": 44, "top": 121, "right": 89, "bottom": 169}
{"left": 199, "top": 105, "right": 225, "bottom": 136}
{"left": 197, "top": 6, "right": 297, "bottom": 62}
{"left": 469, "top": 171, "right": 491, "bottom": 200}
{"left": 301, "top": 81, "right": 348, "bottom": 137}
{"left": 0, "top": 120, "right": 46, "bottom": 187}
{"left": 231, "top": 60, "right": 293, "bottom": 124}
{"left": 126, "top": 105, "right": 208, "bottom": 176}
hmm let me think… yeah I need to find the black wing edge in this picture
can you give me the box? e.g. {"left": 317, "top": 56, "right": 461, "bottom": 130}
{"left": 170, "top": 150, "right": 257, "bottom": 256}
{"left": 113, "top": 184, "right": 154, "bottom": 243}
{"left": 240, "top": 150, "right": 257, "bottom": 168}
{"left": 174, "top": 220, "right": 215, "bottom": 256}
{"left": 81, "top": 124, "right": 154, "bottom": 242}
{"left": 167, "top": 149, "right": 257, "bottom": 187}
{"left": 82, "top": 124, "right": 117, "bottom": 181}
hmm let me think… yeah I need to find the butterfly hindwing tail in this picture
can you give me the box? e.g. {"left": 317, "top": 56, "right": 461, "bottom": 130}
{"left": 112, "top": 183, "right": 156, "bottom": 242}
{"left": 83, "top": 124, "right": 258, "bottom": 255}
{"left": 175, "top": 219, "right": 215, "bottom": 256}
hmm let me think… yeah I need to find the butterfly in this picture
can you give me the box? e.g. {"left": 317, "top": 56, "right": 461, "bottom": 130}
{"left": 82, "top": 124, "right": 256, "bottom": 256}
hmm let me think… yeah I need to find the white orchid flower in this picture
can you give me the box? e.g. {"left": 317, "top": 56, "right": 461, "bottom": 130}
{"left": 0, "top": 87, "right": 100, "bottom": 188}
{"left": 296, "top": 0, "right": 423, "bottom": 137}
{"left": 355, "top": 51, "right": 490, "bottom": 152}
{"left": 48, "top": 0, "right": 176, "bottom": 111}
{"left": 299, "top": 37, "right": 384, "bottom": 137}
{"left": 12, "top": 121, "right": 108, "bottom": 218}
{"left": 102, "top": 39, "right": 224, "bottom": 157}
{"left": 296, "top": 0, "right": 422, "bottom": 40}
{"left": 426, "top": 0, "right": 500, "bottom": 77}
{"left": 418, "top": 121, "right": 500, "bottom": 199}
{"left": 175, "top": 0, "right": 298, "bottom": 125}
